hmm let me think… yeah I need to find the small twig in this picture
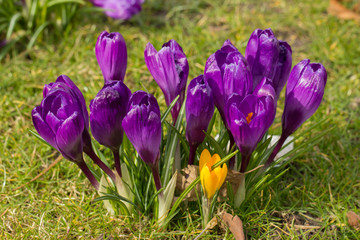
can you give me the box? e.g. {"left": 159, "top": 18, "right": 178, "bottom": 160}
{"left": 244, "top": 164, "right": 264, "bottom": 175}
{"left": 292, "top": 225, "right": 321, "bottom": 230}
{"left": 194, "top": 217, "right": 218, "bottom": 240}
{"left": 0, "top": 208, "right": 9, "bottom": 218}
{"left": 13, "top": 155, "right": 62, "bottom": 191}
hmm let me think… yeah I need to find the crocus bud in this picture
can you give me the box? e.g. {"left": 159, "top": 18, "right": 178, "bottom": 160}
{"left": 204, "top": 40, "right": 253, "bottom": 123}
{"left": 91, "top": 0, "right": 144, "bottom": 20}
{"left": 225, "top": 90, "right": 276, "bottom": 172}
{"left": 245, "top": 28, "right": 279, "bottom": 88}
{"left": 185, "top": 75, "right": 214, "bottom": 165}
{"left": 90, "top": 81, "right": 131, "bottom": 151}
{"left": 95, "top": 31, "right": 127, "bottom": 84}
{"left": 144, "top": 40, "right": 189, "bottom": 123}
{"left": 272, "top": 41, "right": 292, "bottom": 97}
{"left": 282, "top": 59, "right": 327, "bottom": 138}
{"left": 32, "top": 75, "right": 89, "bottom": 162}
{"left": 122, "top": 91, "right": 162, "bottom": 167}
{"left": 199, "top": 149, "right": 228, "bottom": 199}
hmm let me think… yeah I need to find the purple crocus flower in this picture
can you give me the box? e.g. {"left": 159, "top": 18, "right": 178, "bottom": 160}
{"left": 185, "top": 75, "right": 214, "bottom": 165}
{"left": 32, "top": 75, "right": 99, "bottom": 188}
{"left": 204, "top": 40, "right": 253, "bottom": 124}
{"left": 226, "top": 86, "right": 276, "bottom": 172}
{"left": 122, "top": 90, "right": 162, "bottom": 190}
{"left": 245, "top": 28, "right": 279, "bottom": 89}
{"left": 245, "top": 28, "right": 292, "bottom": 95}
{"left": 282, "top": 59, "right": 327, "bottom": 137}
{"left": 90, "top": 81, "right": 131, "bottom": 177}
{"left": 95, "top": 31, "right": 127, "bottom": 84}
{"left": 265, "top": 59, "right": 327, "bottom": 167}
{"left": 91, "top": 0, "right": 144, "bottom": 20}
{"left": 144, "top": 40, "right": 189, "bottom": 123}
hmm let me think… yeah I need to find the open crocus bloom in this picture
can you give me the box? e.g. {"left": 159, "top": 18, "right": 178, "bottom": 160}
{"left": 199, "top": 149, "right": 228, "bottom": 199}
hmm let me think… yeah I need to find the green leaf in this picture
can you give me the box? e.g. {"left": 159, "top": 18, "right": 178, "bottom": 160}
{"left": 47, "top": 0, "right": 85, "bottom": 8}
{"left": 161, "top": 100, "right": 185, "bottom": 186}
{"left": 203, "top": 130, "right": 226, "bottom": 158}
{"left": 6, "top": 13, "right": 21, "bottom": 40}
{"left": 27, "top": 22, "right": 49, "bottom": 50}
{"left": 28, "top": 129, "right": 53, "bottom": 148}
{"left": 161, "top": 95, "right": 179, "bottom": 123}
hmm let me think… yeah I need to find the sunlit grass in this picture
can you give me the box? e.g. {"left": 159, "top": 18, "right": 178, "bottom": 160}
{"left": 0, "top": 0, "right": 359, "bottom": 238}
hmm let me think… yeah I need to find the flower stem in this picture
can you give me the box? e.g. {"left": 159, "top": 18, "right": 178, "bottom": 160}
{"left": 112, "top": 149, "right": 122, "bottom": 178}
{"left": 188, "top": 145, "right": 197, "bottom": 165}
{"left": 83, "top": 146, "right": 116, "bottom": 182}
{"left": 202, "top": 195, "right": 210, "bottom": 228}
{"left": 239, "top": 154, "right": 251, "bottom": 173}
{"left": 264, "top": 133, "right": 287, "bottom": 169}
{"left": 151, "top": 166, "right": 162, "bottom": 192}
{"left": 76, "top": 160, "right": 99, "bottom": 190}
{"left": 228, "top": 131, "right": 236, "bottom": 169}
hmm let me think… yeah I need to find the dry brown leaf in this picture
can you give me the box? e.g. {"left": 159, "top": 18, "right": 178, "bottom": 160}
{"left": 176, "top": 165, "right": 200, "bottom": 201}
{"left": 222, "top": 212, "right": 245, "bottom": 240}
{"left": 347, "top": 211, "right": 360, "bottom": 230}
{"left": 328, "top": 0, "right": 360, "bottom": 21}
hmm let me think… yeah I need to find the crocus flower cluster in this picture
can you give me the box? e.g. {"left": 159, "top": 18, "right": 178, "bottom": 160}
{"left": 32, "top": 28, "right": 327, "bottom": 217}
{"left": 90, "top": 0, "right": 144, "bottom": 20}
{"left": 202, "top": 28, "right": 326, "bottom": 175}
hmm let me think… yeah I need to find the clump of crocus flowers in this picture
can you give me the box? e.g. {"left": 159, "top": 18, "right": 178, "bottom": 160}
{"left": 32, "top": 28, "right": 327, "bottom": 225}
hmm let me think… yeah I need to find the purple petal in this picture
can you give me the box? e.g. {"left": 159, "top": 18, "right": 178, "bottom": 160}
{"left": 56, "top": 112, "right": 84, "bottom": 162}
{"left": 32, "top": 106, "right": 58, "bottom": 149}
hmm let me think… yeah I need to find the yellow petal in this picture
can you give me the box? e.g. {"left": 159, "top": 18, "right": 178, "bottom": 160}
{"left": 200, "top": 165, "right": 218, "bottom": 199}
{"left": 212, "top": 153, "right": 221, "bottom": 164}
{"left": 214, "top": 163, "right": 227, "bottom": 191}
{"left": 199, "top": 149, "right": 211, "bottom": 171}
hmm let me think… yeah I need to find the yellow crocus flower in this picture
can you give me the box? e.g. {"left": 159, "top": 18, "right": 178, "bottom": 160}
{"left": 199, "top": 149, "right": 228, "bottom": 199}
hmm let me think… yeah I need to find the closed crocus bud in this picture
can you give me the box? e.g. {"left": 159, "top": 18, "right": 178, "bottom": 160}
{"left": 245, "top": 28, "right": 280, "bottom": 89}
{"left": 32, "top": 75, "right": 99, "bottom": 189}
{"left": 122, "top": 91, "right": 162, "bottom": 167}
{"left": 122, "top": 91, "right": 162, "bottom": 190}
{"left": 90, "top": 81, "right": 131, "bottom": 151}
{"left": 95, "top": 31, "right": 127, "bottom": 84}
{"left": 185, "top": 75, "right": 214, "bottom": 165}
{"left": 144, "top": 40, "right": 189, "bottom": 123}
{"left": 282, "top": 59, "right": 327, "bottom": 137}
{"left": 265, "top": 60, "right": 327, "bottom": 168}
{"left": 272, "top": 41, "right": 292, "bottom": 97}
{"left": 226, "top": 89, "right": 276, "bottom": 172}
{"left": 32, "top": 87, "right": 85, "bottom": 163}
{"left": 199, "top": 149, "right": 228, "bottom": 199}
{"left": 204, "top": 40, "right": 253, "bottom": 123}
{"left": 91, "top": 0, "right": 144, "bottom": 20}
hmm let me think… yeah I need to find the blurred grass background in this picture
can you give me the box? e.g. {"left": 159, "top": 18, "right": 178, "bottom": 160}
{"left": 0, "top": 0, "right": 359, "bottom": 238}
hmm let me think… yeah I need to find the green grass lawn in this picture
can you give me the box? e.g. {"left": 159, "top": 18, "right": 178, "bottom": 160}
{"left": 1, "top": 0, "right": 359, "bottom": 238}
